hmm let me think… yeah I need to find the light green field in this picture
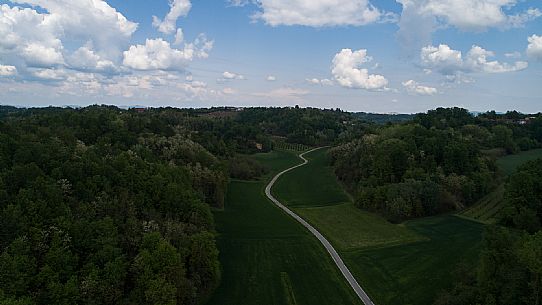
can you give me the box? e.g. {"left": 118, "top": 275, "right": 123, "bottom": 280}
{"left": 273, "top": 148, "right": 351, "bottom": 207}
{"left": 207, "top": 150, "right": 363, "bottom": 305}
{"left": 272, "top": 147, "right": 484, "bottom": 305}
{"left": 272, "top": 138, "right": 311, "bottom": 152}
{"left": 296, "top": 203, "right": 425, "bottom": 251}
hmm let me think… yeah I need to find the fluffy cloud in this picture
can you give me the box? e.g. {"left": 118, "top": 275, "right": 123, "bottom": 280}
{"left": 417, "top": 0, "right": 539, "bottom": 30}
{"left": 527, "top": 34, "right": 542, "bottom": 60}
{"left": 466, "top": 45, "right": 528, "bottom": 73}
{"left": 174, "top": 28, "right": 184, "bottom": 45}
{"left": 266, "top": 75, "right": 276, "bottom": 81}
{"left": 31, "top": 68, "right": 67, "bottom": 81}
{"left": 252, "top": 0, "right": 383, "bottom": 27}
{"left": 123, "top": 35, "right": 213, "bottom": 71}
{"left": 0, "top": 65, "right": 17, "bottom": 76}
{"left": 222, "top": 71, "right": 245, "bottom": 80}
{"left": 306, "top": 78, "right": 333, "bottom": 86}
{"left": 68, "top": 47, "right": 117, "bottom": 73}
{"left": 153, "top": 0, "right": 191, "bottom": 34}
{"left": 11, "top": 0, "right": 137, "bottom": 57}
{"left": 420, "top": 44, "right": 463, "bottom": 74}
{"left": 402, "top": 80, "right": 437, "bottom": 95}
{"left": 22, "top": 43, "right": 64, "bottom": 67}
{"left": 0, "top": 1, "right": 137, "bottom": 77}
{"left": 397, "top": 0, "right": 541, "bottom": 51}
{"left": 331, "top": 49, "right": 388, "bottom": 90}
{"left": 421, "top": 44, "right": 528, "bottom": 77}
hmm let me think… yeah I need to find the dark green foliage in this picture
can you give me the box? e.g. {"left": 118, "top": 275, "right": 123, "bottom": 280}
{"left": 500, "top": 159, "right": 542, "bottom": 232}
{"left": 0, "top": 106, "right": 222, "bottom": 305}
{"left": 331, "top": 117, "right": 497, "bottom": 222}
{"left": 352, "top": 112, "right": 414, "bottom": 124}
{"left": 438, "top": 159, "right": 542, "bottom": 305}
{"left": 415, "top": 107, "right": 474, "bottom": 129}
{"left": 331, "top": 107, "right": 542, "bottom": 222}
{"left": 436, "top": 227, "right": 542, "bottom": 305}
{"left": 228, "top": 155, "right": 268, "bottom": 180}
{"left": 233, "top": 107, "right": 367, "bottom": 146}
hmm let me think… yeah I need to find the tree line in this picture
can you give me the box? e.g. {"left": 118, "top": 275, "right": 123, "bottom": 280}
{"left": 331, "top": 107, "right": 542, "bottom": 222}
{"left": 0, "top": 105, "right": 364, "bottom": 304}
{"left": 436, "top": 159, "right": 542, "bottom": 305}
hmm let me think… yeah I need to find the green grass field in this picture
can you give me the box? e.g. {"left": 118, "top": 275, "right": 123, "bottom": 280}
{"left": 207, "top": 150, "right": 363, "bottom": 305}
{"left": 296, "top": 203, "right": 425, "bottom": 251}
{"left": 344, "top": 216, "right": 483, "bottom": 305}
{"left": 273, "top": 148, "right": 351, "bottom": 207}
{"left": 271, "top": 147, "right": 484, "bottom": 305}
{"left": 458, "top": 184, "right": 505, "bottom": 224}
{"left": 497, "top": 148, "right": 542, "bottom": 175}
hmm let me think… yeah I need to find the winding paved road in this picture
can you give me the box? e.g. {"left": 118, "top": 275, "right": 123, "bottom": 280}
{"left": 264, "top": 147, "right": 376, "bottom": 305}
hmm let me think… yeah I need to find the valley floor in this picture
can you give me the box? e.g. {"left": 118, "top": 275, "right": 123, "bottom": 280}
{"left": 207, "top": 148, "right": 488, "bottom": 305}
{"left": 207, "top": 150, "right": 363, "bottom": 305}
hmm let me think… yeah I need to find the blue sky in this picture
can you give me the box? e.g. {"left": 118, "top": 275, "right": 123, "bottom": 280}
{"left": 0, "top": 0, "right": 541, "bottom": 113}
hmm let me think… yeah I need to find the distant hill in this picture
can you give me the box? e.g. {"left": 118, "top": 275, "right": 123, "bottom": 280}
{"left": 351, "top": 112, "right": 415, "bottom": 124}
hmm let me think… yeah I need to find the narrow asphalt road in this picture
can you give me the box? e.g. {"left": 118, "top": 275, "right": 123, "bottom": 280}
{"left": 264, "top": 147, "right": 376, "bottom": 305}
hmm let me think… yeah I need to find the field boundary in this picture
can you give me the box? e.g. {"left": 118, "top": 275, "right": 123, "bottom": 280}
{"left": 265, "top": 147, "right": 376, "bottom": 305}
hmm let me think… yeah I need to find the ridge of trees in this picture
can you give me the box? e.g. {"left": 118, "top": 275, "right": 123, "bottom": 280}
{"left": 331, "top": 107, "right": 542, "bottom": 222}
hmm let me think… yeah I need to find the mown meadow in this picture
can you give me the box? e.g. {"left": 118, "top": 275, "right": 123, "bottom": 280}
{"left": 207, "top": 150, "right": 363, "bottom": 305}
{"left": 273, "top": 148, "right": 484, "bottom": 305}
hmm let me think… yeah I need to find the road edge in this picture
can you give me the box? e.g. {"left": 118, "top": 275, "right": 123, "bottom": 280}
{"left": 264, "top": 147, "right": 376, "bottom": 305}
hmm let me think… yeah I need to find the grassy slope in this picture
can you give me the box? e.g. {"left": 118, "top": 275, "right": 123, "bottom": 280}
{"left": 459, "top": 185, "right": 505, "bottom": 224}
{"left": 496, "top": 148, "right": 542, "bottom": 175}
{"left": 207, "top": 150, "right": 363, "bottom": 305}
{"left": 273, "top": 148, "right": 350, "bottom": 207}
{"left": 459, "top": 148, "right": 542, "bottom": 223}
{"left": 298, "top": 203, "right": 424, "bottom": 251}
{"left": 345, "top": 216, "right": 483, "bottom": 305}
{"left": 272, "top": 148, "right": 484, "bottom": 305}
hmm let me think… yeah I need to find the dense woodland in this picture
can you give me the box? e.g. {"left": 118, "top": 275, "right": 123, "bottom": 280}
{"left": 1, "top": 105, "right": 542, "bottom": 305}
{"left": 436, "top": 159, "right": 542, "bottom": 305}
{"left": 0, "top": 105, "right": 363, "bottom": 304}
{"left": 331, "top": 108, "right": 542, "bottom": 222}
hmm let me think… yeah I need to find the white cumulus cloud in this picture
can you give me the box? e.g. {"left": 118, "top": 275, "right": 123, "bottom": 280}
{"left": 421, "top": 44, "right": 528, "bottom": 78}
{"left": 0, "top": 1, "right": 137, "bottom": 77}
{"left": 0, "top": 65, "right": 17, "bottom": 76}
{"left": 174, "top": 28, "right": 184, "bottom": 45}
{"left": 68, "top": 46, "right": 117, "bottom": 74}
{"left": 123, "top": 35, "right": 212, "bottom": 71}
{"left": 306, "top": 78, "right": 333, "bottom": 86}
{"left": 331, "top": 49, "right": 388, "bottom": 90}
{"left": 31, "top": 68, "right": 67, "bottom": 81}
{"left": 402, "top": 79, "right": 437, "bottom": 95}
{"left": 153, "top": 0, "right": 192, "bottom": 34}
{"left": 527, "top": 34, "right": 542, "bottom": 61}
{"left": 222, "top": 71, "right": 245, "bottom": 80}
{"left": 266, "top": 75, "right": 276, "bottom": 81}
{"left": 397, "top": 0, "right": 541, "bottom": 52}
{"left": 22, "top": 43, "right": 64, "bottom": 67}
{"left": 252, "top": 0, "right": 384, "bottom": 27}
